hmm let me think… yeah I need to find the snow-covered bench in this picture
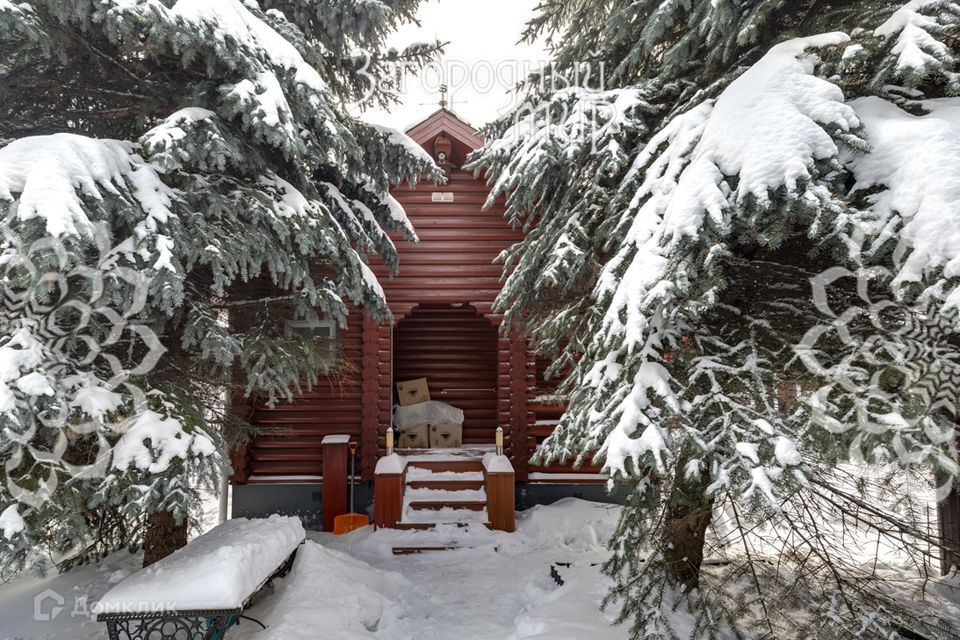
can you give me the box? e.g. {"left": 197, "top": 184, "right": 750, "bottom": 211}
{"left": 93, "top": 515, "right": 305, "bottom": 640}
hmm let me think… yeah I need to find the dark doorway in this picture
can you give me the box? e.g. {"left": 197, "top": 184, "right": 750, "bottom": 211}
{"left": 394, "top": 303, "right": 498, "bottom": 444}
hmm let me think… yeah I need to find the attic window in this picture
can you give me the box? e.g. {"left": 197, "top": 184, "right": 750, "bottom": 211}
{"left": 434, "top": 134, "right": 452, "bottom": 165}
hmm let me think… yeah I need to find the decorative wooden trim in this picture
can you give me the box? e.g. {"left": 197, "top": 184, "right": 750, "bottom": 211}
{"left": 406, "top": 108, "right": 484, "bottom": 149}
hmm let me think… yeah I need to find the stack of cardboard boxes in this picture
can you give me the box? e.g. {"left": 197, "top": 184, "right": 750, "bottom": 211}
{"left": 395, "top": 378, "right": 464, "bottom": 449}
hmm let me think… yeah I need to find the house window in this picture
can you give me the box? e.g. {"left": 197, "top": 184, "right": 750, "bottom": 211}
{"left": 284, "top": 317, "right": 337, "bottom": 341}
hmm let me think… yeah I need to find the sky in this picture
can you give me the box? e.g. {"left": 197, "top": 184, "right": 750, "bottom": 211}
{"left": 358, "top": 0, "right": 549, "bottom": 131}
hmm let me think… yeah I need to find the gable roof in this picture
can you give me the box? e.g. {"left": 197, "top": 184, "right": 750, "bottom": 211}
{"left": 405, "top": 108, "right": 484, "bottom": 151}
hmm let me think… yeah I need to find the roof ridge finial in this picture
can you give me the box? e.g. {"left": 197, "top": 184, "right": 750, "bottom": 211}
{"left": 439, "top": 83, "right": 448, "bottom": 109}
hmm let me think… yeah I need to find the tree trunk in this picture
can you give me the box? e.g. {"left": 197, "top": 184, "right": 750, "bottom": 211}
{"left": 142, "top": 510, "right": 188, "bottom": 567}
{"left": 661, "top": 467, "right": 714, "bottom": 589}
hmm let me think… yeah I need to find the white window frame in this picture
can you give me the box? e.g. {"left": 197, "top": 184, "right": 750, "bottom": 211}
{"left": 284, "top": 317, "right": 338, "bottom": 341}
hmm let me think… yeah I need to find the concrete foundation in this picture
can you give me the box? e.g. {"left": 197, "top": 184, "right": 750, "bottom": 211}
{"left": 232, "top": 481, "right": 629, "bottom": 530}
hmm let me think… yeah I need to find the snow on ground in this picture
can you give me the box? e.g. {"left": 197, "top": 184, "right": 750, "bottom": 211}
{"left": 0, "top": 551, "right": 141, "bottom": 640}
{"left": 2, "top": 497, "right": 956, "bottom": 639}
{"left": 0, "top": 499, "right": 624, "bottom": 640}
{"left": 231, "top": 498, "right": 625, "bottom": 640}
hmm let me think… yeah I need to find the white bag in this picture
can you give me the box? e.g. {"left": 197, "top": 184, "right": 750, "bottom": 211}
{"left": 393, "top": 400, "right": 464, "bottom": 430}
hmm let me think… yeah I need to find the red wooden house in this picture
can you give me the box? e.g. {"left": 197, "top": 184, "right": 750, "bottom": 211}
{"left": 229, "top": 109, "right": 622, "bottom": 530}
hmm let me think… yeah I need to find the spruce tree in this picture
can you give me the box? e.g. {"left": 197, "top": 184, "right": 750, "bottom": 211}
{"left": 0, "top": 0, "right": 440, "bottom": 574}
{"left": 471, "top": 1, "right": 960, "bottom": 637}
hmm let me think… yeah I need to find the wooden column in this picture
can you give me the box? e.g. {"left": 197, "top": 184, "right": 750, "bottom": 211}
{"left": 321, "top": 435, "right": 350, "bottom": 532}
{"left": 375, "top": 322, "right": 394, "bottom": 472}
{"left": 228, "top": 443, "right": 249, "bottom": 484}
{"left": 227, "top": 393, "right": 251, "bottom": 483}
{"left": 374, "top": 458, "right": 404, "bottom": 529}
{"left": 509, "top": 331, "right": 530, "bottom": 482}
{"left": 485, "top": 465, "right": 516, "bottom": 532}
{"left": 360, "top": 316, "right": 380, "bottom": 482}
{"left": 496, "top": 333, "right": 512, "bottom": 452}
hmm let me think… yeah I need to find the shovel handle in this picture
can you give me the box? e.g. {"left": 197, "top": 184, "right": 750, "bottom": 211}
{"left": 348, "top": 441, "right": 358, "bottom": 455}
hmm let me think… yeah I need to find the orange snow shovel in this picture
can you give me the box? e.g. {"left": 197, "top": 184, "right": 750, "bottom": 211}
{"left": 334, "top": 441, "right": 369, "bottom": 535}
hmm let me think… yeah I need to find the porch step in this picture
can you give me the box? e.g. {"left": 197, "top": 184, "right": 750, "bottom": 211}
{"left": 407, "top": 479, "right": 485, "bottom": 491}
{"left": 405, "top": 459, "right": 484, "bottom": 473}
{"left": 395, "top": 522, "right": 494, "bottom": 530}
{"left": 404, "top": 468, "right": 485, "bottom": 482}
{"left": 392, "top": 545, "right": 464, "bottom": 555}
{"left": 404, "top": 487, "right": 486, "bottom": 501}
{"left": 401, "top": 506, "right": 489, "bottom": 524}
{"left": 407, "top": 500, "right": 487, "bottom": 511}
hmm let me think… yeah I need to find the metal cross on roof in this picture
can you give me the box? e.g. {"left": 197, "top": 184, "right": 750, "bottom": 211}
{"left": 421, "top": 83, "right": 464, "bottom": 110}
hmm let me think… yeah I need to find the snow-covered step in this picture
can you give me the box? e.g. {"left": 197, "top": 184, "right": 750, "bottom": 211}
{"left": 404, "top": 458, "right": 484, "bottom": 473}
{"left": 405, "top": 467, "right": 485, "bottom": 491}
{"left": 404, "top": 487, "right": 486, "bottom": 502}
{"left": 408, "top": 500, "right": 486, "bottom": 512}
{"left": 407, "top": 479, "right": 485, "bottom": 491}
{"left": 404, "top": 467, "right": 484, "bottom": 482}
{"left": 392, "top": 545, "right": 466, "bottom": 555}
{"left": 398, "top": 446, "right": 494, "bottom": 459}
{"left": 395, "top": 522, "right": 493, "bottom": 530}
{"left": 401, "top": 506, "right": 489, "bottom": 524}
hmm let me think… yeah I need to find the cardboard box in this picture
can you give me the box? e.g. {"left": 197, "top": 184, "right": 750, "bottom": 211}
{"left": 429, "top": 423, "right": 462, "bottom": 448}
{"left": 397, "top": 424, "right": 429, "bottom": 449}
{"left": 397, "top": 378, "right": 430, "bottom": 406}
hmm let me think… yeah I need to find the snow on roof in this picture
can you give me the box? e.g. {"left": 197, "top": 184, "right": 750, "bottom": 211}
{"left": 93, "top": 515, "right": 304, "bottom": 614}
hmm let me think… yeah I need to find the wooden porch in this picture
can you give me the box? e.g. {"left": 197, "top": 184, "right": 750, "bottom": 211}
{"left": 373, "top": 446, "right": 516, "bottom": 553}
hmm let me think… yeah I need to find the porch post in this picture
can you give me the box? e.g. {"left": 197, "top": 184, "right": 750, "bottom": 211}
{"left": 374, "top": 454, "right": 405, "bottom": 529}
{"left": 227, "top": 443, "right": 249, "bottom": 484}
{"left": 509, "top": 331, "right": 531, "bottom": 482}
{"left": 227, "top": 392, "right": 251, "bottom": 483}
{"left": 484, "top": 455, "right": 516, "bottom": 532}
{"left": 360, "top": 316, "right": 381, "bottom": 482}
{"left": 321, "top": 435, "right": 350, "bottom": 532}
